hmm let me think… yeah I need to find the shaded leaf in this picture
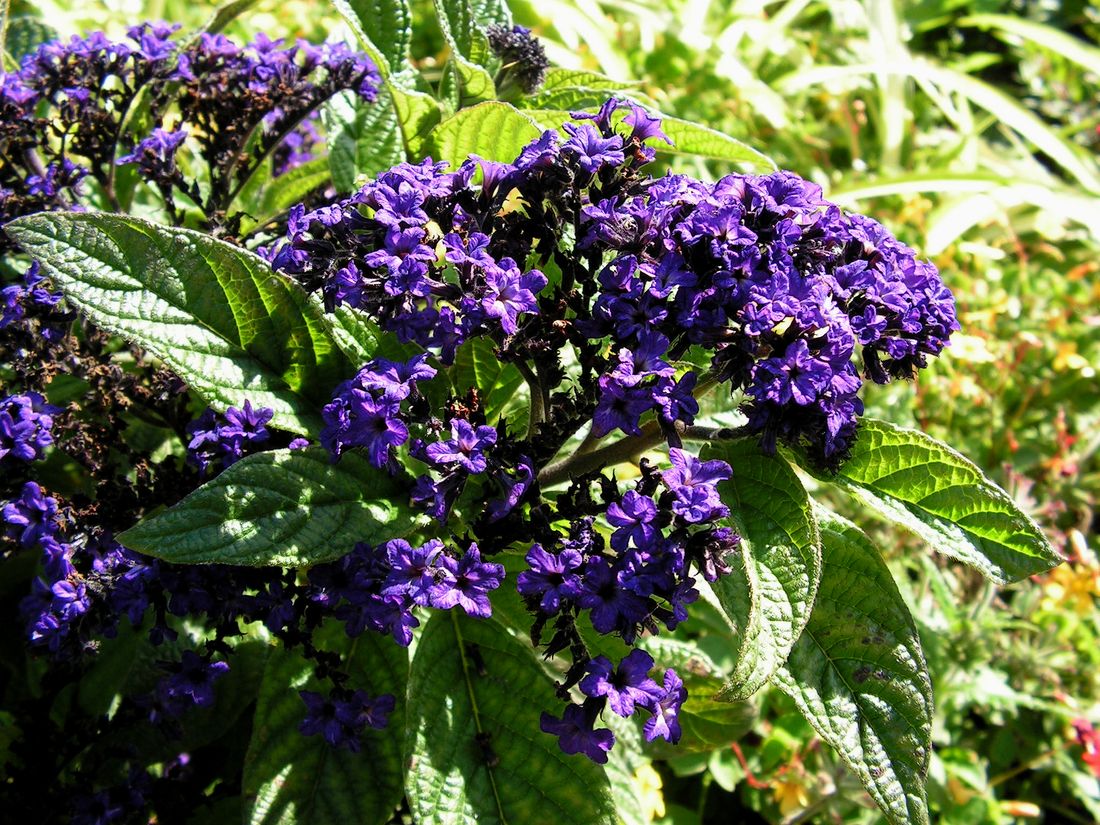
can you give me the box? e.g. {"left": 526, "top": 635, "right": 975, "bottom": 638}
{"left": 244, "top": 626, "right": 407, "bottom": 825}
{"left": 324, "top": 89, "right": 404, "bottom": 193}
{"left": 405, "top": 612, "right": 618, "bottom": 824}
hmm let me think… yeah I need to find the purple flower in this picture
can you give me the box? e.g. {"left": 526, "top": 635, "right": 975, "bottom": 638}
{"left": 591, "top": 371, "right": 654, "bottom": 438}
{"left": 383, "top": 538, "right": 444, "bottom": 606}
{"left": 0, "top": 392, "right": 60, "bottom": 463}
{"left": 486, "top": 457, "right": 535, "bottom": 522}
{"left": 3, "top": 481, "right": 58, "bottom": 547}
{"left": 480, "top": 259, "right": 547, "bottom": 336}
{"left": 663, "top": 448, "right": 731, "bottom": 524}
{"left": 576, "top": 556, "right": 650, "bottom": 638}
{"left": 158, "top": 651, "right": 230, "bottom": 715}
{"left": 516, "top": 543, "right": 583, "bottom": 614}
{"left": 605, "top": 491, "right": 659, "bottom": 552}
{"left": 643, "top": 669, "right": 686, "bottom": 743}
{"left": 580, "top": 649, "right": 663, "bottom": 717}
{"left": 321, "top": 387, "right": 408, "bottom": 466}
{"left": 432, "top": 544, "right": 505, "bottom": 618}
{"left": 424, "top": 419, "right": 498, "bottom": 473}
{"left": 299, "top": 689, "right": 394, "bottom": 751}
{"left": 540, "top": 702, "right": 615, "bottom": 763}
{"left": 562, "top": 122, "right": 626, "bottom": 175}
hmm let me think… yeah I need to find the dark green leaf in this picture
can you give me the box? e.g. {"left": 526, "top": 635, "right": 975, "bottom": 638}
{"left": 324, "top": 89, "right": 404, "bottom": 193}
{"left": 448, "top": 337, "right": 526, "bottom": 424}
{"left": 244, "top": 625, "right": 407, "bottom": 825}
{"left": 7, "top": 213, "right": 349, "bottom": 435}
{"left": 815, "top": 418, "right": 1059, "bottom": 583}
{"left": 772, "top": 510, "right": 933, "bottom": 825}
{"left": 428, "top": 101, "right": 541, "bottom": 167}
{"left": 235, "top": 158, "right": 331, "bottom": 234}
{"left": 701, "top": 439, "right": 821, "bottom": 700}
{"left": 194, "top": 0, "right": 264, "bottom": 37}
{"left": 320, "top": 300, "right": 418, "bottom": 366}
{"left": 117, "top": 447, "right": 420, "bottom": 566}
{"left": 4, "top": 16, "right": 57, "bottom": 62}
{"left": 405, "top": 612, "right": 618, "bottom": 824}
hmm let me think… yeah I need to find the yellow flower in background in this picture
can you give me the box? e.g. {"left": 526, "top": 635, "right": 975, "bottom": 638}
{"left": 1039, "top": 532, "right": 1097, "bottom": 617}
{"left": 634, "top": 762, "right": 665, "bottom": 823}
{"left": 947, "top": 333, "right": 999, "bottom": 364}
{"left": 772, "top": 777, "right": 810, "bottom": 816}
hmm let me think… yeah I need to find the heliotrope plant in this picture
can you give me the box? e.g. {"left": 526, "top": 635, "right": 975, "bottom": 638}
{"left": 0, "top": 3, "right": 1060, "bottom": 824}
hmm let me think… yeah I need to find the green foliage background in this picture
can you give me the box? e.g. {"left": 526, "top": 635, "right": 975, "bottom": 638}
{"left": 8, "top": 0, "right": 1100, "bottom": 821}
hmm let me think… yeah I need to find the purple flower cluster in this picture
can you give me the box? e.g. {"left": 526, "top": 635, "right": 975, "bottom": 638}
{"left": 1, "top": 262, "right": 68, "bottom": 340}
{"left": 306, "top": 538, "right": 505, "bottom": 646}
{"left": 321, "top": 355, "right": 435, "bottom": 466}
{"left": 541, "top": 649, "right": 687, "bottom": 762}
{"left": 0, "top": 391, "right": 60, "bottom": 463}
{"left": 186, "top": 401, "right": 274, "bottom": 475}
{"left": 0, "top": 24, "right": 380, "bottom": 241}
{"left": 299, "top": 688, "right": 394, "bottom": 751}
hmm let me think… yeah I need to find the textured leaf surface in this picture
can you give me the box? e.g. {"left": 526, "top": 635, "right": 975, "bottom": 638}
{"left": 428, "top": 101, "right": 541, "bottom": 167}
{"left": 244, "top": 627, "right": 407, "bottom": 825}
{"left": 405, "top": 612, "right": 618, "bottom": 825}
{"left": 432, "top": 0, "right": 496, "bottom": 103}
{"left": 701, "top": 439, "right": 821, "bottom": 700}
{"left": 118, "top": 448, "right": 419, "bottom": 566}
{"left": 330, "top": 0, "right": 412, "bottom": 73}
{"left": 7, "top": 213, "right": 348, "bottom": 435}
{"left": 824, "top": 419, "right": 1058, "bottom": 583}
{"left": 4, "top": 15, "right": 57, "bottom": 61}
{"left": 324, "top": 89, "right": 404, "bottom": 193}
{"left": 772, "top": 511, "right": 933, "bottom": 825}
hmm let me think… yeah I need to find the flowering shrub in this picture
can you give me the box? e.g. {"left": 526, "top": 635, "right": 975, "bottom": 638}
{"left": 0, "top": 3, "right": 1060, "bottom": 824}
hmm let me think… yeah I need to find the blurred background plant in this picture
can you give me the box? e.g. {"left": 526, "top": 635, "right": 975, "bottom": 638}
{"left": 10, "top": 0, "right": 1100, "bottom": 820}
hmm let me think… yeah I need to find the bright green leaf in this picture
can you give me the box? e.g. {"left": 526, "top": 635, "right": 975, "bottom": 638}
{"left": 235, "top": 158, "right": 331, "bottom": 235}
{"left": 405, "top": 612, "right": 618, "bottom": 825}
{"left": 324, "top": 89, "right": 404, "bottom": 193}
{"left": 811, "top": 418, "right": 1059, "bottom": 584}
{"left": 244, "top": 625, "right": 407, "bottom": 825}
{"left": 448, "top": 337, "right": 526, "bottom": 424}
{"left": 428, "top": 101, "right": 541, "bottom": 167}
{"left": 117, "top": 447, "right": 420, "bottom": 566}
{"left": 329, "top": 0, "right": 412, "bottom": 75}
{"left": 4, "top": 16, "right": 57, "bottom": 62}
{"left": 772, "top": 510, "right": 933, "bottom": 825}
{"left": 701, "top": 439, "right": 821, "bottom": 701}
{"left": 7, "top": 213, "right": 349, "bottom": 435}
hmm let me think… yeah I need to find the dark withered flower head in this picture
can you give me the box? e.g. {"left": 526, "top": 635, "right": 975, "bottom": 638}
{"left": 487, "top": 23, "right": 549, "bottom": 95}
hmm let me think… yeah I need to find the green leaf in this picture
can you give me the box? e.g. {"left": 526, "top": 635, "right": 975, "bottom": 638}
{"left": 539, "top": 68, "right": 638, "bottom": 93}
{"left": 320, "top": 300, "right": 418, "bottom": 366}
{"left": 235, "top": 158, "right": 332, "bottom": 235}
{"left": 432, "top": 0, "right": 497, "bottom": 104}
{"left": 700, "top": 439, "right": 821, "bottom": 701}
{"left": 448, "top": 336, "right": 525, "bottom": 424}
{"left": 3, "top": 16, "right": 57, "bottom": 62}
{"left": 772, "top": 511, "right": 933, "bottom": 825}
{"left": 959, "top": 14, "right": 1100, "bottom": 78}
{"left": 194, "top": 0, "right": 264, "bottom": 37}
{"left": 329, "top": 0, "right": 412, "bottom": 74}
{"left": 244, "top": 625, "right": 407, "bottom": 825}
{"left": 405, "top": 612, "right": 618, "bottom": 825}
{"left": 468, "top": 0, "right": 510, "bottom": 28}
{"left": 117, "top": 447, "right": 420, "bottom": 566}
{"left": 810, "top": 418, "right": 1059, "bottom": 584}
{"left": 390, "top": 85, "right": 445, "bottom": 157}
{"left": 324, "top": 89, "right": 404, "bottom": 193}
{"left": 7, "top": 213, "right": 348, "bottom": 435}
{"left": 428, "top": 101, "right": 541, "bottom": 168}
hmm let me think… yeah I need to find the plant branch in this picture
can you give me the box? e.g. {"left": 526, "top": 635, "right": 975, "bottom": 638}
{"left": 515, "top": 360, "right": 545, "bottom": 440}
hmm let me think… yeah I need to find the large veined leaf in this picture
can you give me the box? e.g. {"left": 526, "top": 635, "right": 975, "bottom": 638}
{"left": 405, "top": 612, "right": 618, "bottom": 825}
{"left": 234, "top": 157, "right": 332, "bottom": 234}
{"left": 329, "top": 0, "right": 412, "bottom": 74}
{"left": 117, "top": 447, "right": 420, "bottom": 566}
{"left": 428, "top": 101, "right": 541, "bottom": 168}
{"left": 243, "top": 625, "right": 408, "bottom": 825}
{"left": 324, "top": 89, "right": 404, "bottom": 193}
{"left": 805, "top": 418, "right": 1059, "bottom": 584}
{"left": 701, "top": 439, "right": 821, "bottom": 701}
{"left": 7, "top": 213, "right": 348, "bottom": 435}
{"left": 772, "top": 510, "right": 933, "bottom": 825}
